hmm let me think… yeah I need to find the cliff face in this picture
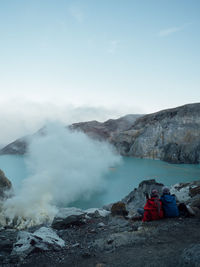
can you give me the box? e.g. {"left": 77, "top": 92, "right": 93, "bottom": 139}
{"left": 0, "top": 103, "right": 200, "bottom": 164}
{"left": 70, "top": 114, "right": 142, "bottom": 141}
{"left": 111, "top": 103, "right": 200, "bottom": 163}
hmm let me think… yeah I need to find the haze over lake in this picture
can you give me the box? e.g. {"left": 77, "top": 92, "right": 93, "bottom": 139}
{"left": 1, "top": 155, "right": 200, "bottom": 209}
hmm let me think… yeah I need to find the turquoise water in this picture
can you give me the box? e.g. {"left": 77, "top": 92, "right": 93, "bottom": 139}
{"left": 0, "top": 155, "right": 200, "bottom": 208}
{"left": 0, "top": 155, "right": 28, "bottom": 192}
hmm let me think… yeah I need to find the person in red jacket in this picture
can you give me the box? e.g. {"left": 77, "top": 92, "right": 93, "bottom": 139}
{"left": 142, "top": 189, "right": 164, "bottom": 222}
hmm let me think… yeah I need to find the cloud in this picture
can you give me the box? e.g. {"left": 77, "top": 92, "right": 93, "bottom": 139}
{"left": 159, "top": 26, "right": 183, "bottom": 37}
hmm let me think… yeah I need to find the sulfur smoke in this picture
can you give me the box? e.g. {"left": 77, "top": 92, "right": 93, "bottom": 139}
{"left": 3, "top": 122, "right": 121, "bottom": 228}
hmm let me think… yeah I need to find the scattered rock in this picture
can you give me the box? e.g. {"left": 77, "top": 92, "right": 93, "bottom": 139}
{"left": 179, "top": 243, "right": 200, "bottom": 267}
{"left": 98, "top": 222, "right": 106, "bottom": 228}
{"left": 85, "top": 208, "right": 110, "bottom": 217}
{"left": 171, "top": 180, "right": 200, "bottom": 206}
{"left": 93, "top": 231, "right": 145, "bottom": 252}
{"left": 190, "top": 185, "right": 200, "bottom": 197}
{"left": 12, "top": 227, "right": 65, "bottom": 259}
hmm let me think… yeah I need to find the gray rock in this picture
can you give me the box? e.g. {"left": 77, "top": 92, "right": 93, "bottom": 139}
{"left": 0, "top": 229, "right": 18, "bottom": 262}
{"left": 97, "top": 222, "right": 106, "bottom": 228}
{"left": 0, "top": 169, "right": 12, "bottom": 200}
{"left": 0, "top": 138, "right": 27, "bottom": 155}
{"left": 111, "top": 103, "right": 200, "bottom": 163}
{"left": 122, "top": 179, "right": 164, "bottom": 212}
{"left": 93, "top": 231, "right": 145, "bottom": 252}
{"left": 70, "top": 114, "right": 142, "bottom": 141}
{"left": 51, "top": 208, "right": 86, "bottom": 230}
{"left": 179, "top": 243, "right": 200, "bottom": 267}
{"left": 52, "top": 214, "right": 86, "bottom": 230}
{"left": 12, "top": 227, "right": 65, "bottom": 259}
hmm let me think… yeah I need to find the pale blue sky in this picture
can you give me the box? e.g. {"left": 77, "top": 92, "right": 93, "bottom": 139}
{"left": 0, "top": 0, "right": 200, "bottom": 143}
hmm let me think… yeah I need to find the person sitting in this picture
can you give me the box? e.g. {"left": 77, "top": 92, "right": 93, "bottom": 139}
{"left": 160, "top": 186, "right": 179, "bottom": 217}
{"left": 142, "top": 189, "right": 164, "bottom": 222}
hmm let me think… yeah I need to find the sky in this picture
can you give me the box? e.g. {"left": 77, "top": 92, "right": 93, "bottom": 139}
{"left": 0, "top": 0, "right": 200, "bottom": 144}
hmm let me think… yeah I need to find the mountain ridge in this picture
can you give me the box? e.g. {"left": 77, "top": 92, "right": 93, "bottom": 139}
{"left": 1, "top": 103, "right": 200, "bottom": 164}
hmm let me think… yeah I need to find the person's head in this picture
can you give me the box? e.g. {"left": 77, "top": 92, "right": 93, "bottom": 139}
{"left": 162, "top": 186, "right": 170, "bottom": 195}
{"left": 151, "top": 189, "right": 159, "bottom": 198}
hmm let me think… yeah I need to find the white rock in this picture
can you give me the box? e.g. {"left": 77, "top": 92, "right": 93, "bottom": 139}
{"left": 85, "top": 208, "right": 110, "bottom": 217}
{"left": 170, "top": 184, "right": 190, "bottom": 202}
{"left": 34, "top": 227, "right": 65, "bottom": 247}
{"left": 12, "top": 227, "right": 65, "bottom": 258}
{"left": 98, "top": 222, "right": 106, "bottom": 227}
{"left": 55, "top": 207, "right": 85, "bottom": 219}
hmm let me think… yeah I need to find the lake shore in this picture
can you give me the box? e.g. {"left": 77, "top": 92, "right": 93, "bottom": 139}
{"left": 0, "top": 179, "right": 200, "bottom": 267}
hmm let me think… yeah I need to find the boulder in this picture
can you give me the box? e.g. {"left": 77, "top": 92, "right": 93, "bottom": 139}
{"left": 111, "top": 202, "right": 128, "bottom": 217}
{"left": 52, "top": 207, "right": 110, "bottom": 230}
{"left": 12, "top": 227, "right": 65, "bottom": 259}
{"left": 0, "top": 169, "right": 12, "bottom": 200}
{"left": 85, "top": 208, "right": 110, "bottom": 218}
{"left": 122, "top": 179, "right": 164, "bottom": 213}
{"left": 170, "top": 180, "right": 200, "bottom": 217}
{"left": 51, "top": 207, "right": 86, "bottom": 230}
{"left": 0, "top": 229, "right": 17, "bottom": 253}
{"left": 170, "top": 180, "right": 200, "bottom": 204}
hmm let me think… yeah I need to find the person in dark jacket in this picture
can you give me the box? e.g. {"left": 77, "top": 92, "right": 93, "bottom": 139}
{"left": 142, "top": 189, "right": 164, "bottom": 222}
{"left": 160, "top": 187, "right": 179, "bottom": 217}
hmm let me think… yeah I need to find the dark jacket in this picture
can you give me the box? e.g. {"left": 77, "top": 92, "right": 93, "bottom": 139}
{"left": 161, "top": 194, "right": 179, "bottom": 217}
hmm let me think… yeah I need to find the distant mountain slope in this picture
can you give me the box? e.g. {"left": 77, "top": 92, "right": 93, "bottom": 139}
{"left": 0, "top": 114, "right": 142, "bottom": 155}
{"left": 0, "top": 137, "right": 28, "bottom": 155}
{"left": 1, "top": 103, "right": 200, "bottom": 164}
{"left": 70, "top": 114, "right": 142, "bottom": 140}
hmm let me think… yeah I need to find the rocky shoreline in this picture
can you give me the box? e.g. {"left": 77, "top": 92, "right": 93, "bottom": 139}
{"left": 0, "top": 172, "right": 200, "bottom": 267}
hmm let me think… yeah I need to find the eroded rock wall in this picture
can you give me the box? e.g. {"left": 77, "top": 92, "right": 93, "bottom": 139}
{"left": 111, "top": 103, "right": 200, "bottom": 163}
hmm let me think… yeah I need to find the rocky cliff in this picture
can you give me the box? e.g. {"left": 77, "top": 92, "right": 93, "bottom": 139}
{"left": 111, "top": 103, "right": 200, "bottom": 163}
{"left": 1, "top": 103, "right": 200, "bottom": 164}
{"left": 70, "top": 114, "right": 142, "bottom": 140}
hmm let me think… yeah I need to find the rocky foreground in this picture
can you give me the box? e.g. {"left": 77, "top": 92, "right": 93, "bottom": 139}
{"left": 1, "top": 103, "right": 200, "bottom": 164}
{"left": 0, "top": 171, "right": 200, "bottom": 267}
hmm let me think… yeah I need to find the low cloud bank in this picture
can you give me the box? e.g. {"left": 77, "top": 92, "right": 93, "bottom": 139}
{"left": 2, "top": 122, "right": 121, "bottom": 228}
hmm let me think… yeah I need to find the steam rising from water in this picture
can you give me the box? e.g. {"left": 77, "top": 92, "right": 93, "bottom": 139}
{"left": 2, "top": 122, "right": 121, "bottom": 228}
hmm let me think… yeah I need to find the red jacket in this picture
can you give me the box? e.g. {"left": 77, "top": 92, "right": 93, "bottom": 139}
{"left": 143, "top": 197, "right": 164, "bottom": 222}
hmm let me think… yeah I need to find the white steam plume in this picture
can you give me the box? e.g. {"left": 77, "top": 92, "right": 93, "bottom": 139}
{"left": 2, "top": 122, "right": 121, "bottom": 228}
